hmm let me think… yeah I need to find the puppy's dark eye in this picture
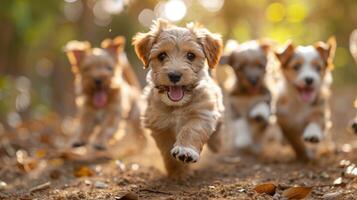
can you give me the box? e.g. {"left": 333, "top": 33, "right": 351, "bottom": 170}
{"left": 186, "top": 52, "right": 196, "bottom": 61}
{"left": 293, "top": 64, "right": 301, "bottom": 71}
{"left": 158, "top": 52, "right": 167, "bottom": 62}
{"left": 106, "top": 66, "right": 113, "bottom": 71}
{"left": 315, "top": 65, "right": 322, "bottom": 72}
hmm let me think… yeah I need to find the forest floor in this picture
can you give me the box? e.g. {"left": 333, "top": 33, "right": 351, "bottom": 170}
{"left": 1, "top": 86, "right": 357, "bottom": 200}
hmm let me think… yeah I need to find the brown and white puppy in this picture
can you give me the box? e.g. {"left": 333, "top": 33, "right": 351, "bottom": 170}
{"left": 275, "top": 37, "right": 336, "bottom": 161}
{"left": 65, "top": 36, "right": 145, "bottom": 151}
{"left": 132, "top": 19, "right": 224, "bottom": 177}
{"left": 349, "top": 30, "right": 357, "bottom": 134}
{"left": 220, "top": 40, "right": 272, "bottom": 153}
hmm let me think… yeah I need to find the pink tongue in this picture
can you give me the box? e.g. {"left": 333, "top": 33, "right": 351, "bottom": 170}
{"left": 301, "top": 89, "right": 314, "bottom": 102}
{"left": 168, "top": 86, "right": 184, "bottom": 102}
{"left": 93, "top": 90, "right": 108, "bottom": 108}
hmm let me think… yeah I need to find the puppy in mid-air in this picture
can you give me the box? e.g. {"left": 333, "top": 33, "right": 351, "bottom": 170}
{"left": 133, "top": 19, "right": 224, "bottom": 177}
{"left": 275, "top": 37, "right": 336, "bottom": 161}
{"left": 65, "top": 36, "right": 145, "bottom": 151}
{"left": 349, "top": 30, "right": 357, "bottom": 134}
{"left": 220, "top": 40, "right": 272, "bottom": 153}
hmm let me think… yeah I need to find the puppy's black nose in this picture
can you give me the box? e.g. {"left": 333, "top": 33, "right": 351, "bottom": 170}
{"left": 249, "top": 77, "right": 258, "bottom": 86}
{"left": 168, "top": 72, "right": 182, "bottom": 84}
{"left": 305, "top": 77, "right": 314, "bottom": 85}
{"left": 95, "top": 79, "right": 102, "bottom": 86}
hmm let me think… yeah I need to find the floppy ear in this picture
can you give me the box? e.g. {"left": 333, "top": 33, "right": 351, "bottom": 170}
{"left": 350, "top": 30, "right": 357, "bottom": 64}
{"left": 315, "top": 36, "right": 336, "bottom": 69}
{"left": 259, "top": 39, "right": 276, "bottom": 55}
{"left": 132, "top": 32, "right": 155, "bottom": 69}
{"left": 64, "top": 40, "right": 91, "bottom": 69}
{"left": 196, "top": 28, "right": 223, "bottom": 69}
{"left": 132, "top": 18, "right": 171, "bottom": 69}
{"left": 101, "top": 36, "right": 126, "bottom": 56}
{"left": 275, "top": 40, "right": 295, "bottom": 67}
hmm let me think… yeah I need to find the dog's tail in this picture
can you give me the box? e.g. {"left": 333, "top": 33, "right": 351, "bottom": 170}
{"left": 119, "top": 52, "right": 142, "bottom": 89}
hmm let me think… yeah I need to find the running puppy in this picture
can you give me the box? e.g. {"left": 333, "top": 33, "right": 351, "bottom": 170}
{"left": 65, "top": 36, "right": 145, "bottom": 151}
{"left": 220, "top": 40, "right": 272, "bottom": 153}
{"left": 275, "top": 37, "right": 336, "bottom": 161}
{"left": 132, "top": 19, "right": 224, "bottom": 177}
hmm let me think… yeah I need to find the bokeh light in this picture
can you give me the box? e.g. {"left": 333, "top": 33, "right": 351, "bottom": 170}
{"left": 287, "top": 3, "right": 308, "bottom": 23}
{"left": 266, "top": 2, "right": 285, "bottom": 22}
{"left": 164, "top": 0, "right": 187, "bottom": 22}
{"left": 138, "top": 9, "right": 156, "bottom": 27}
{"left": 199, "top": 0, "right": 224, "bottom": 12}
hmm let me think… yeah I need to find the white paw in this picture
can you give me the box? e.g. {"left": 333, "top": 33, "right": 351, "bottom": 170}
{"left": 171, "top": 146, "right": 199, "bottom": 163}
{"left": 232, "top": 119, "right": 253, "bottom": 149}
{"left": 249, "top": 102, "right": 270, "bottom": 121}
{"left": 303, "top": 123, "right": 323, "bottom": 143}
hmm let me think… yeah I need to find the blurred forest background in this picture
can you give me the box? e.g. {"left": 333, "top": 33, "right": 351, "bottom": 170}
{"left": 1, "top": 0, "right": 357, "bottom": 131}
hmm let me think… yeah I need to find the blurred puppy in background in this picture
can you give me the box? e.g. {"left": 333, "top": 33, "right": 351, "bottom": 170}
{"left": 275, "top": 37, "right": 336, "bottom": 161}
{"left": 220, "top": 40, "right": 272, "bottom": 153}
{"left": 65, "top": 36, "right": 145, "bottom": 152}
{"left": 349, "top": 30, "right": 357, "bottom": 134}
{"left": 133, "top": 19, "right": 224, "bottom": 177}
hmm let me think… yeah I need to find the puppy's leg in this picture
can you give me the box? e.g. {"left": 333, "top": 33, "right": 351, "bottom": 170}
{"left": 151, "top": 130, "right": 188, "bottom": 177}
{"left": 207, "top": 121, "right": 222, "bottom": 153}
{"left": 172, "top": 119, "right": 214, "bottom": 163}
{"left": 232, "top": 118, "right": 253, "bottom": 150}
{"left": 303, "top": 109, "right": 326, "bottom": 143}
{"left": 93, "top": 111, "right": 120, "bottom": 150}
{"left": 72, "top": 110, "right": 96, "bottom": 148}
{"left": 249, "top": 102, "right": 270, "bottom": 124}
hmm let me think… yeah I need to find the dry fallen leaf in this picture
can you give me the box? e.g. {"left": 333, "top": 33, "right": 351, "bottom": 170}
{"left": 282, "top": 186, "right": 312, "bottom": 199}
{"left": 74, "top": 166, "right": 94, "bottom": 177}
{"left": 253, "top": 183, "right": 277, "bottom": 196}
{"left": 115, "top": 192, "right": 138, "bottom": 200}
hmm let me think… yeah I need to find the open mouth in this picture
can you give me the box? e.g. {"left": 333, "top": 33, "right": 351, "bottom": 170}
{"left": 92, "top": 89, "right": 108, "bottom": 108}
{"left": 156, "top": 85, "right": 195, "bottom": 102}
{"left": 167, "top": 86, "right": 184, "bottom": 102}
{"left": 296, "top": 86, "right": 316, "bottom": 103}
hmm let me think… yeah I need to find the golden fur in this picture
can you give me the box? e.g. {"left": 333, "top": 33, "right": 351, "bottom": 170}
{"left": 133, "top": 19, "right": 224, "bottom": 177}
{"left": 275, "top": 37, "right": 336, "bottom": 161}
{"left": 220, "top": 40, "right": 272, "bottom": 153}
{"left": 65, "top": 36, "right": 145, "bottom": 151}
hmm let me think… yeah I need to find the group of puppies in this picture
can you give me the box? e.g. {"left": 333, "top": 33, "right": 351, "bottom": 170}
{"left": 64, "top": 19, "right": 356, "bottom": 178}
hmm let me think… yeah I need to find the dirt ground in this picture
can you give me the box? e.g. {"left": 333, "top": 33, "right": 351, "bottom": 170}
{"left": 1, "top": 86, "right": 357, "bottom": 200}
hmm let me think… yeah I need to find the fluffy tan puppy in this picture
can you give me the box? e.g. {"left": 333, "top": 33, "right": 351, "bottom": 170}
{"left": 132, "top": 19, "right": 224, "bottom": 177}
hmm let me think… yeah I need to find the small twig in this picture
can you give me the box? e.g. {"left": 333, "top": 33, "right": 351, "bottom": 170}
{"left": 29, "top": 182, "right": 51, "bottom": 193}
{"left": 140, "top": 188, "right": 172, "bottom": 195}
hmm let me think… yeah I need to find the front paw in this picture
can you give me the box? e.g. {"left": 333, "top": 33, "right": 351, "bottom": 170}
{"left": 171, "top": 146, "right": 199, "bottom": 163}
{"left": 249, "top": 102, "right": 270, "bottom": 123}
{"left": 303, "top": 123, "right": 323, "bottom": 143}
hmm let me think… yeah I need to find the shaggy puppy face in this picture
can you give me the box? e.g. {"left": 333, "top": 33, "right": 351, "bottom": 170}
{"left": 222, "top": 40, "right": 270, "bottom": 94}
{"left": 133, "top": 20, "right": 222, "bottom": 106}
{"left": 276, "top": 37, "right": 336, "bottom": 104}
